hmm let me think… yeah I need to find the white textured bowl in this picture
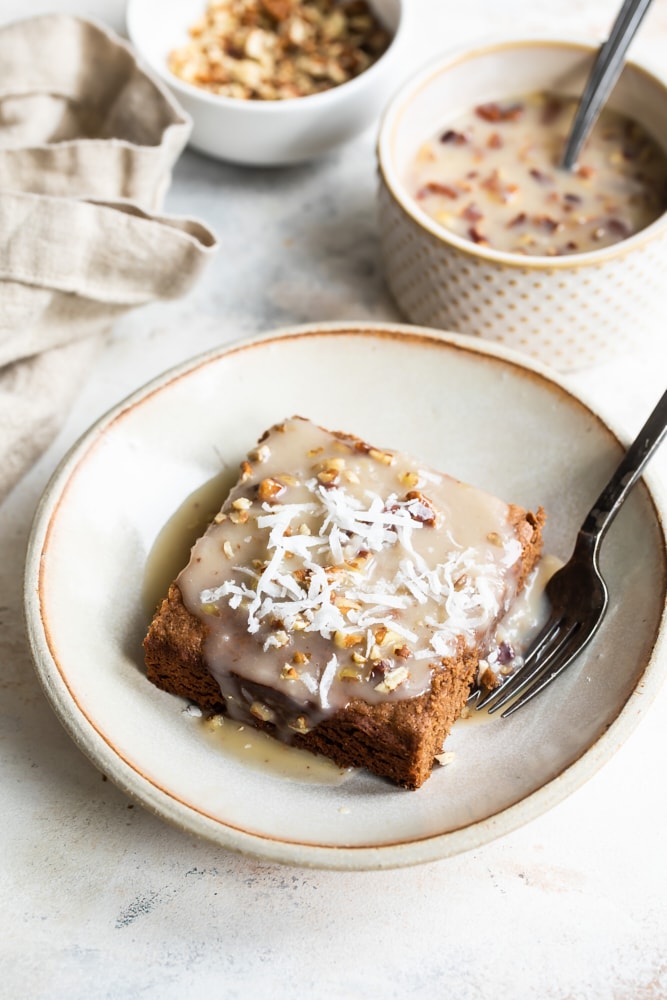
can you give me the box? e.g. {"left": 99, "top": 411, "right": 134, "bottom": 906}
{"left": 126, "top": 0, "right": 406, "bottom": 166}
{"left": 377, "top": 38, "right": 667, "bottom": 371}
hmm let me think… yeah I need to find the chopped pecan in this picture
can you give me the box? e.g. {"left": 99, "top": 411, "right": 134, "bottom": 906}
{"left": 404, "top": 490, "right": 437, "bottom": 525}
{"left": 417, "top": 181, "right": 461, "bottom": 200}
{"left": 439, "top": 129, "right": 470, "bottom": 145}
{"left": 168, "top": 0, "right": 391, "bottom": 101}
{"left": 258, "top": 477, "right": 286, "bottom": 501}
{"left": 475, "top": 101, "right": 524, "bottom": 123}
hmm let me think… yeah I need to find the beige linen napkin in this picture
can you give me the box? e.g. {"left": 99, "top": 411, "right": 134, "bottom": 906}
{"left": 0, "top": 14, "right": 218, "bottom": 502}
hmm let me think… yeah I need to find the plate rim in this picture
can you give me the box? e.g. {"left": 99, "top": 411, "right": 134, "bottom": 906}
{"left": 23, "top": 321, "right": 667, "bottom": 869}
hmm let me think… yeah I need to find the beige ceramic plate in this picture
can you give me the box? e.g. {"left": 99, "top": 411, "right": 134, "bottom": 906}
{"left": 24, "top": 323, "right": 667, "bottom": 869}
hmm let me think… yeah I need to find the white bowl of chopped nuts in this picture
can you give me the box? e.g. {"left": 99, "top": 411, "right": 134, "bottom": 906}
{"left": 126, "top": 0, "right": 406, "bottom": 166}
{"left": 377, "top": 37, "right": 667, "bottom": 371}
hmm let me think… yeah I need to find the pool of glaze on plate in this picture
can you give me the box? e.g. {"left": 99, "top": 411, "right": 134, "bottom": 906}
{"left": 142, "top": 468, "right": 238, "bottom": 620}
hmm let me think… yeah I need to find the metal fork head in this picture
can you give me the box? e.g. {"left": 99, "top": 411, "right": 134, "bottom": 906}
{"left": 472, "top": 533, "right": 609, "bottom": 717}
{"left": 472, "top": 386, "right": 666, "bottom": 718}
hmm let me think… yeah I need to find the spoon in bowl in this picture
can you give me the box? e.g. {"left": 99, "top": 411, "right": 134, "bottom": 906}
{"left": 561, "top": 0, "right": 655, "bottom": 169}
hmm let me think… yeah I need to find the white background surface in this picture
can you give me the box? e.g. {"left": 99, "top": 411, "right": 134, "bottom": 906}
{"left": 2, "top": 1, "right": 667, "bottom": 997}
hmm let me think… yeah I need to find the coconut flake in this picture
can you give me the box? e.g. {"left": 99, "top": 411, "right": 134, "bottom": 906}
{"left": 319, "top": 654, "right": 339, "bottom": 710}
{"left": 347, "top": 590, "right": 411, "bottom": 609}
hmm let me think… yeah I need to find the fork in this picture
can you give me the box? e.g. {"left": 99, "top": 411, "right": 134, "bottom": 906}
{"left": 474, "top": 386, "right": 667, "bottom": 718}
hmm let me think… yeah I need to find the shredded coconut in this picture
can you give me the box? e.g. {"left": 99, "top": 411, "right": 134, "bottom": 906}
{"left": 319, "top": 654, "right": 339, "bottom": 710}
{"left": 188, "top": 420, "right": 525, "bottom": 716}
{"left": 200, "top": 475, "right": 513, "bottom": 657}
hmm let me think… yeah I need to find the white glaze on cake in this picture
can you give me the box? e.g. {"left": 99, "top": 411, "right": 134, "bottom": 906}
{"left": 177, "top": 418, "right": 531, "bottom": 733}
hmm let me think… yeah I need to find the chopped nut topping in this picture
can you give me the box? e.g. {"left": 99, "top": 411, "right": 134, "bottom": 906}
{"left": 316, "top": 457, "right": 346, "bottom": 471}
{"left": 475, "top": 101, "right": 524, "bottom": 123}
{"left": 250, "top": 701, "right": 276, "bottom": 722}
{"left": 368, "top": 447, "right": 395, "bottom": 466}
{"left": 404, "top": 490, "right": 437, "bottom": 526}
{"left": 213, "top": 511, "right": 228, "bottom": 524}
{"left": 374, "top": 626, "right": 404, "bottom": 648}
{"left": 370, "top": 657, "right": 392, "bottom": 676}
{"left": 316, "top": 469, "right": 339, "bottom": 485}
{"left": 338, "top": 664, "right": 363, "bottom": 682}
{"left": 168, "top": 0, "right": 391, "bottom": 102}
{"left": 334, "top": 629, "right": 363, "bottom": 648}
{"left": 288, "top": 715, "right": 310, "bottom": 733}
{"left": 346, "top": 550, "right": 370, "bottom": 570}
{"left": 477, "top": 658, "right": 498, "bottom": 689}
{"left": 374, "top": 665, "right": 410, "bottom": 693}
{"left": 398, "top": 470, "right": 420, "bottom": 488}
{"left": 258, "top": 476, "right": 286, "bottom": 501}
{"left": 334, "top": 598, "right": 361, "bottom": 614}
{"left": 222, "top": 540, "right": 235, "bottom": 559}
{"left": 264, "top": 629, "right": 289, "bottom": 648}
{"left": 249, "top": 444, "right": 271, "bottom": 463}
{"left": 232, "top": 496, "right": 252, "bottom": 510}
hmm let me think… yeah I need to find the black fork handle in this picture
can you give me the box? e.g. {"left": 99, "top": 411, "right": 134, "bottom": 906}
{"left": 580, "top": 387, "right": 667, "bottom": 545}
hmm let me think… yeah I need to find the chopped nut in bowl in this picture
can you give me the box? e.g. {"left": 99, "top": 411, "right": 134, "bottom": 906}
{"left": 127, "top": 0, "right": 405, "bottom": 165}
{"left": 377, "top": 37, "right": 667, "bottom": 371}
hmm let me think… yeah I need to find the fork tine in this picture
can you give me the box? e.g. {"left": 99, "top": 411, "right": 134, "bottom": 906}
{"left": 473, "top": 614, "right": 563, "bottom": 711}
{"left": 472, "top": 388, "right": 667, "bottom": 720}
{"left": 483, "top": 619, "right": 579, "bottom": 715}
{"left": 494, "top": 622, "right": 583, "bottom": 716}
{"left": 500, "top": 617, "right": 605, "bottom": 718}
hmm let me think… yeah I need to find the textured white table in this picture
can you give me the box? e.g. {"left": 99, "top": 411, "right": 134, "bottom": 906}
{"left": 2, "top": 1, "right": 667, "bottom": 997}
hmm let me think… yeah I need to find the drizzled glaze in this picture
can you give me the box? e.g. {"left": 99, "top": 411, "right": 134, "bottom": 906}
{"left": 177, "top": 418, "right": 528, "bottom": 735}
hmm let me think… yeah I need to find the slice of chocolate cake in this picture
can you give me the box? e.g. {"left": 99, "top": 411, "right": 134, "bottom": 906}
{"left": 144, "top": 417, "right": 545, "bottom": 789}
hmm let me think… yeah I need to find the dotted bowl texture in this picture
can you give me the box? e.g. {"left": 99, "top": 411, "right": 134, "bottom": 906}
{"left": 378, "top": 180, "right": 667, "bottom": 371}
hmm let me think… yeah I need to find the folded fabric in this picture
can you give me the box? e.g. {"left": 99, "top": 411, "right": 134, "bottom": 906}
{"left": 0, "top": 13, "right": 190, "bottom": 207}
{"left": 0, "top": 192, "right": 217, "bottom": 368}
{"left": 0, "top": 13, "right": 218, "bottom": 503}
